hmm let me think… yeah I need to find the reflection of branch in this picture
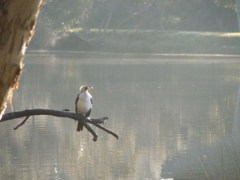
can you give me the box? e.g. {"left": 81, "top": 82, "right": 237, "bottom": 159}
{"left": 1, "top": 109, "right": 118, "bottom": 142}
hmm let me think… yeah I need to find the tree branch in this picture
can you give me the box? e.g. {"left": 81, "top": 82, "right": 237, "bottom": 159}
{"left": 86, "top": 120, "right": 119, "bottom": 139}
{"left": 0, "top": 109, "right": 118, "bottom": 142}
{"left": 14, "top": 116, "right": 30, "bottom": 130}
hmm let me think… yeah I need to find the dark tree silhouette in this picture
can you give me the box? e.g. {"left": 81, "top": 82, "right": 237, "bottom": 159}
{"left": 1, "top": 109, "right": 118, "bottom": 142}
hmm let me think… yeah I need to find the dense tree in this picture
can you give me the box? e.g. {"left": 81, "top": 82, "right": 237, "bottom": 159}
{"left": 237, "top": 0, "right": 240, "bottom": 30}
{"left": 40, "top": 0, "right": 92, "bottom": 34}
{"left": 30, "top": 0, "right": 238, "bottom": 49}
{"left": 213, "top": 0, "right": 235, "bottom": 9}
{"left": 39, "top": 0, "right": 238, "bottom": 33}
{"left": 212, "top": 0, "right": 240, "bottom": 30}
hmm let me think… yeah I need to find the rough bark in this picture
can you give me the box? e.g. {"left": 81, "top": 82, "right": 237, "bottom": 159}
{"left": 0, "top": 0, "right": 44, "bottom": 119}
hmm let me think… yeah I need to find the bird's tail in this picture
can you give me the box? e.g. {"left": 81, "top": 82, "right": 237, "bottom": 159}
{"left": 77, "top": 121, "right": 83, "bottom": 132}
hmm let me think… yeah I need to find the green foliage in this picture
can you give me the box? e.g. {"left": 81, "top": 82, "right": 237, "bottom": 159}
{"left": 39, "top": 0, "right": 92, "bottom": 33}
{"left": 212, "top": 0, "right": 235, "bottom": 9}
{"left": 76, "top": 30, "right": 240, "bottom": 54}
{"left": 33, "top": 0, "right": 238, "bottom": 49}
{"left": 38, "top": 0, "right": 238, "bottom": 34}
{"left": 54, "top": 33, "right": 95, "bottom": 51}
{"left": 30, "top": 22, "right": 53, "bottom": 49}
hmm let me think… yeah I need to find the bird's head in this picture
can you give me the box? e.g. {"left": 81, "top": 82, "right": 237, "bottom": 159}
{"left": 79, "top": 85, "right": 93, "bottom": 93}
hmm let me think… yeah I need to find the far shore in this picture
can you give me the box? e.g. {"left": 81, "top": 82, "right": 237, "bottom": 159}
{"left": 30, "top": 30, "right": 240, "bottom": 56}
{"left": 26, "top": 50, "right": 240, "bottom": 63}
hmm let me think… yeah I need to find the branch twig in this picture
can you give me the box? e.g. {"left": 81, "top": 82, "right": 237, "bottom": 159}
{"left": 86, "top": 120, "right": 119, "bottom": 139}
{"left": 14, "top": 116, "right": 30, "bottom": 130}
{"left": 1, "top": 109, "right": 118, "bottom": 142}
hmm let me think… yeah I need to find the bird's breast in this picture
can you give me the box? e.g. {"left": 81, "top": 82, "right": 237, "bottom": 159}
{"left": 76, "top": 93, "right": 92, "bottom": 114}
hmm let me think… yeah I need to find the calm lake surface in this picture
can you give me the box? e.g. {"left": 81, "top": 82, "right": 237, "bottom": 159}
{"left": 1, "top": 53, "right": 240, "bottom": 180}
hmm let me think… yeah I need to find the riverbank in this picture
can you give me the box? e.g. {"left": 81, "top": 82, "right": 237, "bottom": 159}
{"left": 27, "top": 50, "right": 240, "bottom": 63}
{"left": 33, "top": 30, "right": 240, "bottom": 55}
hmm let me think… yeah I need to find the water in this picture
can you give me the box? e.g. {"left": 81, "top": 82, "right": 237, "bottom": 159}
{"left": 1, "top": 53, "right": 240, "bottom": 180}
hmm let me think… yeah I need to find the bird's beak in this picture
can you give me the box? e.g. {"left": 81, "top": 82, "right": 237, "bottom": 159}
{"left": 88, "top": 87, "right": 93, "bottom": 91}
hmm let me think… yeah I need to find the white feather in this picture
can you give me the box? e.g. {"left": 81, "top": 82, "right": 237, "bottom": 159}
{"left": 77, "top": 91, "right": 92, "bottom": 115}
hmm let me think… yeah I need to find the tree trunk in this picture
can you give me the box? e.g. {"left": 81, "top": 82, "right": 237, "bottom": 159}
{"left": 0, "top": 0, "right": 43, "bottom": 119}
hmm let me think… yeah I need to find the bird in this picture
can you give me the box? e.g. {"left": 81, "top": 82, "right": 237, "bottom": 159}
{"left": 75, "top": 85, "right": 93, "bottom": 132}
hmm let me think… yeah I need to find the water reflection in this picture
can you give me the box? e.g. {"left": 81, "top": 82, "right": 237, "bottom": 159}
{"left": 162, "top": 86, "right": 240, "bottom": 180}
{"left": 0, "top": 53, "right": 240, "bottom": 179}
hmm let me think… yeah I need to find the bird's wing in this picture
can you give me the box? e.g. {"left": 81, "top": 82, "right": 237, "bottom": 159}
{"left": 75, "top": 93, "right": 80, "bottom": 113}
{"left": 85, "top": 95, "right": 93, "bottom": 117}
{"left": 85, "top": 108, "right": 91, "bottom": 117}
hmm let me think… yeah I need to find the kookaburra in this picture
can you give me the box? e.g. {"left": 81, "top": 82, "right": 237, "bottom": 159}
{"left": 75, "top": 85, "right": 93, "bottom": 132}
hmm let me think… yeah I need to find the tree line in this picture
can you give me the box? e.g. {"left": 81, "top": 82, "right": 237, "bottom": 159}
{"left": 39, "top": 0, "right": 238, "bottom": 34}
